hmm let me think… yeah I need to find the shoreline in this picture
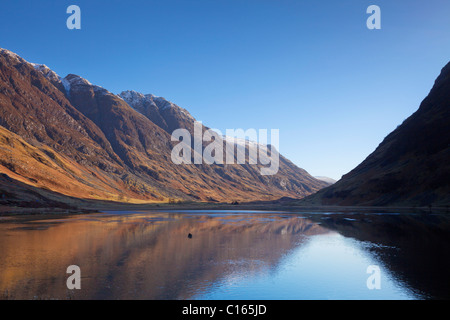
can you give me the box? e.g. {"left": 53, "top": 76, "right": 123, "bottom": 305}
{"left": 1, "top": 199, "right": 448, "bottom": 216}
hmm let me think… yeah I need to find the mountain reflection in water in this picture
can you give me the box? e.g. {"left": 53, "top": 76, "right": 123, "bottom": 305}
{"left": 0, "top": 211, "right": 448, "bottom": 300}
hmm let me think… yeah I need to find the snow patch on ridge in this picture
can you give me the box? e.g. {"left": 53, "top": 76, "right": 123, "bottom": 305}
{"left": 223, "top": 136, "right": 265, "bottom": 149}
{"left": 62, "top": 74, "right": 109, "bottom": 95}
{"left": 0, "top": 48, "right": 28, "bottom": 64}
{"left": 0, "top": 49, "right": 70, "bottom": 97}
{"left": 119, "top": 90, "right": 195, "bottom": 121}
{"left": 61, "top": 78, "right": 71, "bottom": 96}
{"left": 31, "top": 64, "right": 62, "bottom": 83}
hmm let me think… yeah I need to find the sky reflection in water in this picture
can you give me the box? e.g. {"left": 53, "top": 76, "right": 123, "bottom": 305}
{"left": 0, "top": 211, "right": 448, "bottom": 300}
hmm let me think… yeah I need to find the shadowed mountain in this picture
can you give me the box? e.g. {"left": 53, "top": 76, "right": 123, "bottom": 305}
{"left": 0, "top": 48, "right": 327, "bottom": 207}
{"left": 300, "top": 62, "right": 450, "bottom": 207}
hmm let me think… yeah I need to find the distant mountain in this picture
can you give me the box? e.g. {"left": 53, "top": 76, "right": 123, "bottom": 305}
{"left": 314, "top": 176, "right": 337, "bottom": 185}
{"left": 0, "top": 48, "right": 327, "bottom": 207}
{"left": 301, "top": 61, "right": 450, "bottom": 207}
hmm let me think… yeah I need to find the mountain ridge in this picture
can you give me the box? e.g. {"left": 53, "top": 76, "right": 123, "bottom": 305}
{"left": 0, "top": 47, "right": 328, "bottom": 208}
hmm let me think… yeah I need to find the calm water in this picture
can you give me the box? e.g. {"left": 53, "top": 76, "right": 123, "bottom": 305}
{"left": 0, "top": 210, "right": 449, "bottom": 300}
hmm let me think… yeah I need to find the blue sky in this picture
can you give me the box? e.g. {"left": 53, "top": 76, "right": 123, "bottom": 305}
{"left": 1, "top": 0, "right": 449, "bottom": 180}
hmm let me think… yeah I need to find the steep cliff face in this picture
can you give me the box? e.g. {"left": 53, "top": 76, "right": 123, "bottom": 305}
{"left": 119, "top": 90, "right": 195, "bottom": 135}
{"left": 0, "top": 48, "right": 327, "bottom": 206}
{"left": 302, "top": 62, "right": 450, "bottom": 207}
{"left": 0, "top": 48, "right": 134, "bottom": 202}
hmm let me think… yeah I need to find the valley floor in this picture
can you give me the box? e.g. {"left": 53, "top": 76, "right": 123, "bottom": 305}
{"left": 1, "top": 198, "right": 448, "bottom": 216}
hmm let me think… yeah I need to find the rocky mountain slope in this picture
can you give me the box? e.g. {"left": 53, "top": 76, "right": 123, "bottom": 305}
{"left": 0, "top": 48, "right": 327, "bottom": 207}
{"left": 301, "top": 62, "right": 450, "bottom": 207}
